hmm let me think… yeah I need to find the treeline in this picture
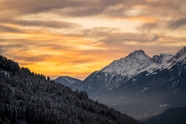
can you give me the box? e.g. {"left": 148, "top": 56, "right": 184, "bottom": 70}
{"left": 0, "top": 55, "right": 144, "bottom": 124}
{"left": 0, "top": 55, "right": 19, "bottom": 73}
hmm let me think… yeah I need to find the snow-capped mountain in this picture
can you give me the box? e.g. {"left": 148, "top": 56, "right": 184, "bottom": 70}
{"left": 84, "top": 47, "right": 186, "bottom": 93}
{"left": 55, "top": 46, "right": 186, "bottom": 119}
{"left": 100, "top": 49, "right": 175, "bottom": 79}
{"left": 101, "top": 49, "right": 153, "bottom": 78}
{"left": 168, "top": 46, "right": 186, "bottom": 62}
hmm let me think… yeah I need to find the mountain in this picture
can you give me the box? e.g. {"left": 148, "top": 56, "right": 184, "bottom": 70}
{"left": 56, "top": 46, "right": 186, "bottom": 119}
{"left": 55, "top": 76, "right": 82, "bottom": 87}
{"left": 101, "top": 50, "right": 153, "bottom": 77}
{"left": 145, "top": 106, "right": 186, "bottom": 124}
{"left": 54, "top": 76, "right": 84, "bottom": 91}
{"left": 0, "top": 55, "right": 143, "bottom": 124}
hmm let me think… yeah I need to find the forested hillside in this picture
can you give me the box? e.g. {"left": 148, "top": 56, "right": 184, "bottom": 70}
{"left": 0, "top": 55, "right": 143, "bottom": 124}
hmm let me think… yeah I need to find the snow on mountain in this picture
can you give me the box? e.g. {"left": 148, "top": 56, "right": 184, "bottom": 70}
{"left": 139, "top": 54, "right": 173, "bottom": 75}
{"left": 99, "top": 47, "right": 186, "bottom": 79}
{"left": 168, "top": 46, "right": 186, "bottom": 63}
{"left": 152, "top": 54, "right": 173, "bottom": 64}
{"left": 101, "top": 50, "right": 153, "bottom": 77}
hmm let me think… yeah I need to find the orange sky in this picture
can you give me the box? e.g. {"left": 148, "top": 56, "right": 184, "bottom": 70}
{"left": 0, "top": 0, "right": 186, "bottom": 80}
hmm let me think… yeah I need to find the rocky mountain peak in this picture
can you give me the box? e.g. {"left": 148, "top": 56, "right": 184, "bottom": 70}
{"left": 101, "top": 49, "right": 153, "bottom": 77}
{"left": 168, "top": 46, "right": 186, "bottom": 62}
{"left": 125, "top": 49, "right": 151, "bottom": 62}
{"left": 175, "top": 46, "right": 186, "bottom": 58}
{"left": 153, "top": 54, "right": 173, "bottom": 64}
{"left": 128, "top": 49, "right": 146, "bottom": 57}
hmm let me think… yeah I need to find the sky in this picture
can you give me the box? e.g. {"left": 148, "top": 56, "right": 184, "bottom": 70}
{"left": 0, "top": 0, "right": 186, "bottom": 80}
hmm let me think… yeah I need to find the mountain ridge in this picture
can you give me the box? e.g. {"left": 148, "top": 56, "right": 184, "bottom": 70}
{"left": 55, "top": 46, "right": 186, "bottom": 119}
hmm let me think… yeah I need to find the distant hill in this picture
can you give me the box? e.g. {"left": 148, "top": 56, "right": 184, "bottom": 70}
{"left": 145, "top": 107, "right": 186, "bottom": 124}
{"left": 0, "top": 55, "right": 143, "bottom": 124}
{"left": 55, "top": 76, "right": 82, "bottom": 87}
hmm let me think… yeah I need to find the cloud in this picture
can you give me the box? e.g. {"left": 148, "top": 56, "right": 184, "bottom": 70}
{"left": 1, "top": 0, "right": 183, "bottom": 19}
{"left": 0, "top": 25, "right": 22, "bottom": 33}
{"left": 168, "top": 17, "right": 186, "bottom": 30}
{"left": 81, "top": 27, "right": 161, "bottom": 45}
{"left": 0, "top": 17, "right": 81, "bottom": 30}
{"left": 13, "top": 20, "right": 81, "bottom": 29}
{"left": 0, "top": 0, "right": 91, "bottom": 17}
{"left": 138, "top": 23, "right": 157, "bottom": 31}
{"left": 149, "top": 34, "right": 160, "bottom": 42}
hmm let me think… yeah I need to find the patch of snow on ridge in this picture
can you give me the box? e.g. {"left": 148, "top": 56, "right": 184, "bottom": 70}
{"left": 159, "top": 104, "right": 169, "bottom": 108}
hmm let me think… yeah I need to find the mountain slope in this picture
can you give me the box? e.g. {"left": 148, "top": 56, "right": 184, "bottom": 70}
{"left": 0, "top": 55, "right": 143, "bottom": 124}
{"left": 145, "top": 107, "right": 186, "bottom": 124}
{"left": 59, "top": 46, "right": 186, "bottom": 119}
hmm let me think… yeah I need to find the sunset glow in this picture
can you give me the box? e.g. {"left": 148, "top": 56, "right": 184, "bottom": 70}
{"left": 1, "top": 0, "right": 186, "bottom": 80}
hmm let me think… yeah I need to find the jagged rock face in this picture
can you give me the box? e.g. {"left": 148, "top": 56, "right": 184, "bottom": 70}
{"left": 152, "top": 54, "right": 172, "bottom": 64}
{"left": 56, "top": 47, "right": 186, "bottom": 119}
{"left": 168, "top": 46, "right": 186, "bottom": 62}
